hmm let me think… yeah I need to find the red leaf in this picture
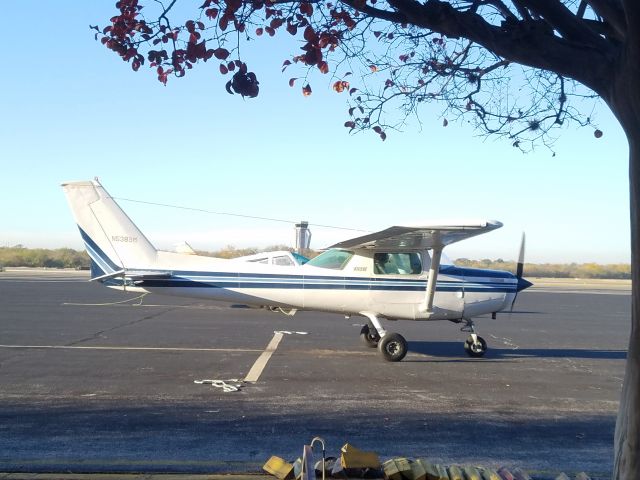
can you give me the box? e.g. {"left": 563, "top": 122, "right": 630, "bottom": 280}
{"left": 256, "top": 27, "right": 264, "bottom": 36}
{"left": 369, "top": 65, "right": 378, "bottom": 73}
{"left": 227, "top": 61, "right": 236, "bottom": 71}
{"left": 300, "top": 2, "right": 313, "bottom": 16}
{"left": 205, "top": 8, "right": 219, "bottom": 19}
{"left": 289, "top": 77, "right": 298, "bottom": 87}
{"left": 373, "top": 126, "right": 382, "bottom": 134}
{"left": 265, "top": 26, "right": 275, "bottom": 36}
{"left": 380, "top": 132, "right": 387, "bottom": 141}
{"left": 594, "top": 129, "right": 603, "bottom": 138}
{"left": 344, "top": 121, "right": 356, "bottom": 129}
{"left": 302, "top": 84, "right": 312, "bottom": 96}
{"left": 318, "top": 61, "right": 329, "bottom": 74}
{"left": 442, "top": 118, "right": 449, "bottom": 127}
{"left": 282, "top": 59, "right": 292, "bottom": 72}
{"left": 213, "top": 48, "right": 230, "bottom": 60}
{"left": 220, "top": 63, "right": 229, "bottom": 74}
{"left": 303, "top": 26, "right": 317, "bottom": 42}
{"left": 132, "top": 60, "right": 141, "bottom": 71}
{"left": 286, "top": 22, "right": 297, "bottom": 35}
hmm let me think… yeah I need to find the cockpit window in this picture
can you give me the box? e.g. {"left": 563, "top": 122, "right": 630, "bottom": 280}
{"left": 374, "top": 252, "right": 422, "bottom": 275}
{"left": 305, "top": 249, "right": 354, "bottom": 270}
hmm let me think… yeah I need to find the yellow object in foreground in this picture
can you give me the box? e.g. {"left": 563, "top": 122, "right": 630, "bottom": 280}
{"left": 263, "top": 456, "right": 295, "bottom": 480}
{"left": 340, "top": 443, "right": 381, "bottom": 469}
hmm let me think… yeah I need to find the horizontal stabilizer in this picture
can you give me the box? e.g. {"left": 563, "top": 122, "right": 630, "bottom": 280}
{"left": 90, "top": 269, "right": 172, "bottom": 283}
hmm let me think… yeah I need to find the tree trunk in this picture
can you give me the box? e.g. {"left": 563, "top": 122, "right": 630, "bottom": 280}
{"left": 609, "top": 39, "right": 640, "bottom": 479}
{"left": 613, "top": 133, "right": 640, "bottom": 479}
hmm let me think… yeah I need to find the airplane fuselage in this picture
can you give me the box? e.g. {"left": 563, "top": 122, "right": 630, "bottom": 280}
{"left": 102, "top": 249, "right": 517, "bottom": 321}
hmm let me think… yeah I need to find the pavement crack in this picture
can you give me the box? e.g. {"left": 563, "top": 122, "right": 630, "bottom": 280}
{"left": 66, "top": 308, "right": 176, "bottom": 347}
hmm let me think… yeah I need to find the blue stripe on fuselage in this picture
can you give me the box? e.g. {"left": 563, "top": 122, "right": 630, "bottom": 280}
{"left": 78, "top": 226, "right": 121, "bottom": 273}
{"left": 134, "top": 269, "right": 517, "bottom": 293}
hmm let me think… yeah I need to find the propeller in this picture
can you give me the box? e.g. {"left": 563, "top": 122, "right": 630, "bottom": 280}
{"left": 510, "top": 232, "right": 532, "bottom": 314}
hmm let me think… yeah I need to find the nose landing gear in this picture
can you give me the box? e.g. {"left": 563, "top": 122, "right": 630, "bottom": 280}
{"left": 461, "top": 319, "right": 487, "bottom": 357}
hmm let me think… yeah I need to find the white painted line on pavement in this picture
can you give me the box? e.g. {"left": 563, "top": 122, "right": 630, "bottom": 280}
{"left": 244, "top": 331, "right": 284, "bottom": 383}
{"left": 0, "top": 344, "right": 262, "bottom": 353}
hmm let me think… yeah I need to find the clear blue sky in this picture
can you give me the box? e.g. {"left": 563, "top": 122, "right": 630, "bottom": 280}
{"left": 0, "top": 2, "right": 631, "bottom": 263}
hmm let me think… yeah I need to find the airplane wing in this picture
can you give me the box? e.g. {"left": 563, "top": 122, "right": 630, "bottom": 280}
{"left": 329, "top": 220, "right": 503, "bottom": 250}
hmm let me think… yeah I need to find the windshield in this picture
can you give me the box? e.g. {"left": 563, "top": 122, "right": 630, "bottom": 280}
{"left": 291, "top": 252, "right": 310, "bottom": 265}
{"left": 305, "top": 249, "right": 353, "bottom": 270}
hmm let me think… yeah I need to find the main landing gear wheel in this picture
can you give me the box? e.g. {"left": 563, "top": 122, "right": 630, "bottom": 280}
{"left": 378, "top": 333, "right": 408, "bottom": 362}
{"left": 464, "top": 335, "right": 487, "bottom": 358}
{"left": 360, "top": 323, "right": 380, "bottom": 348}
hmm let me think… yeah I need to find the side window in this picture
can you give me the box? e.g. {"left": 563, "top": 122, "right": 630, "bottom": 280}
{"left": 249, "top": 258, "right": 269, "bottom": 264}
{"left": 374, "top": 252, "right": 422, "bottom": 275}
{"left": 305, "top": 250, "right": 354, "bottom": 270}
{"left": 273, "top": 255, "right": 294, "bottom": 266}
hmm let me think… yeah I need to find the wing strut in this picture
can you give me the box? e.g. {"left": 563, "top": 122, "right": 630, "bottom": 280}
{"left": 419, "top": 236, "right": 443, "bottom": 318}
{"left": 420, "top": 231, "right": 444, "bottom": 318}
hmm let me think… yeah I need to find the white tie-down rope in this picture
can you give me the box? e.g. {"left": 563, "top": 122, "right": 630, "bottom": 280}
{"left": 194, "top": 379, "right": 243, "bottom": 392}
{"left": 62, "top": 293, "right": 148, "bottom": 307}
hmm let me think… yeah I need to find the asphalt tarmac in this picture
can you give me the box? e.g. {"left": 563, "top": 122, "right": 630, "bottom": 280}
{"left": 0, "top": 270, "right": 630, "bottom": 478}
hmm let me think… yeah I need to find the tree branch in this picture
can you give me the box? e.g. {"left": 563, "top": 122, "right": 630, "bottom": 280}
{"left": 517, "top": 0, "right": 609, "bottom": 49}
{"left": 382, "top": 0, "right": 614, "bottom": 95}
{"left": 340, "top": 0, "right": 408, "bottom": 24}
{"left": 585, "top": 0, "right": 626, "bottom": 38}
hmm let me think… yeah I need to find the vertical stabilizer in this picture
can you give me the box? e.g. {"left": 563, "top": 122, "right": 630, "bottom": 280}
{"left": 62, "top": 180, "right": 157, "bottom": 276}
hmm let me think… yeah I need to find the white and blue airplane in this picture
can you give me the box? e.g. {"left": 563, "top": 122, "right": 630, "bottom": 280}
{"left": 62, "top": 179, "right": 532, "bottom": 362}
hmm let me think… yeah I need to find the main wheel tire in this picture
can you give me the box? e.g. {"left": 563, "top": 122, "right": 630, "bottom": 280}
{"left": 378, "top": 333, "right": 408, "bottom": 362}
{"left": 360, "top": 324, "right": 380, "bottom": 348}
{"left": 465, "top": 335, "right": 487, "bottom": 358}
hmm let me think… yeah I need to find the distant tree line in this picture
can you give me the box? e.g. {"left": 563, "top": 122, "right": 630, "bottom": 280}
{"left": 455, "top": 258, "right": 631, "bottom": 280}
{"left": 200, "top": 244, "right": 294, "bottom": 259}
{"left": 0, "top": 246, "right": 90, "bottom": 269}
{"left": 0, "top": 246, "right": 630, "bottom": 279}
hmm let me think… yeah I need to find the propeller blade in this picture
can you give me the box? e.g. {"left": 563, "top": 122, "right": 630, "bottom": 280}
{"left": 516, "top": 232, "right": 525, "bottom": 279}
{"left": 510, "top": 232, "right": 530, "bottom": 315}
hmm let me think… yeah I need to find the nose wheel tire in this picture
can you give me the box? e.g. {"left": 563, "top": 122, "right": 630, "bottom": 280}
{"left": 464, "top": 335, "right": 487, "bottom": 357}
{"left": 378, "top": 333, "right": 408, "bottom": 362}
{"left": 360, "top": 323, "right": 381, "bottom": 348}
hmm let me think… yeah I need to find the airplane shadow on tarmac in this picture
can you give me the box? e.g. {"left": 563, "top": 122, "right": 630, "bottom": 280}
{"left": 407, "top": 341, "right": 627, "bottom": 362}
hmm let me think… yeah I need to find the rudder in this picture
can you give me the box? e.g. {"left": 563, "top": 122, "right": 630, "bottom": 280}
{"left": 62, "top": 180, "right": 158, "bottom": 276}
